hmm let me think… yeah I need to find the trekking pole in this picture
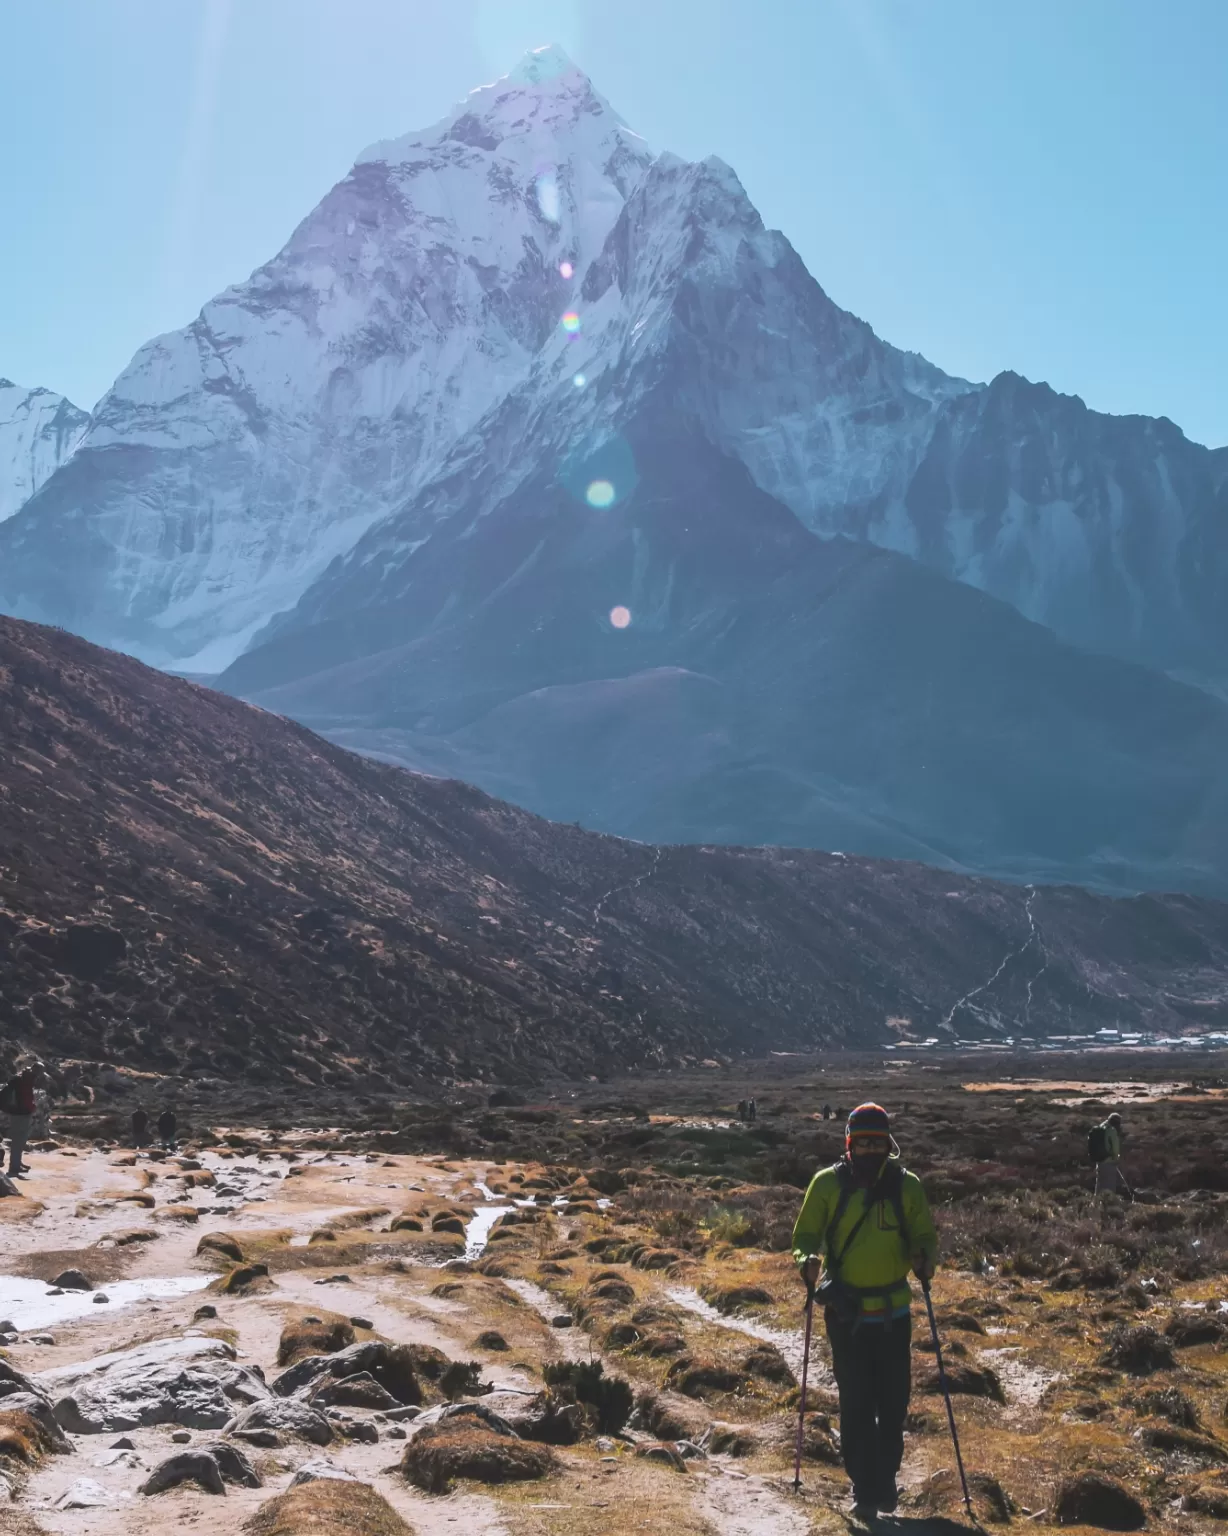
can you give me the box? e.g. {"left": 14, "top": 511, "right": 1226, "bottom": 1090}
{"left": 792, "top": 1279, "right": 816, "bottom": 1491}
{"left": 922, "top": 1276, "right": 974, "bottom": 1519}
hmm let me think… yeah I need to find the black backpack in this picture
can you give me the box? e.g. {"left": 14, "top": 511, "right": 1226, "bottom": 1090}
{"left": 1088, "top": 1124, "right": 1110, "bottom": 1164}
{"left": 0, "top": 1080, "right": 19, "bottom": 1115}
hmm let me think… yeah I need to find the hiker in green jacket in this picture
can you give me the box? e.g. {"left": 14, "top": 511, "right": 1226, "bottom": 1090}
{"left": 792, "top": 1101, "right": 938, "bottom": 1519}
{"left": 1092, "top": 1112, "right": 1126, "bottom": 1196}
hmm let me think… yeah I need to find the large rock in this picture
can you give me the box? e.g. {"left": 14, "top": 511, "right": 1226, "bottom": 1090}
{"left": 272, "top": 1340, "right": 421, "bottom": 1405}
{"left": 139, "top": 1450, "right": 226, "bottom": 1497}
{"left": 227, "top": 1396, "right": 333, "bottom": 1446}
{"left": 453, "top": 1391, "right": 583, "bottom": 1445}
{"left": 37, "top": 1336, "right": 270, "bottom": 1434}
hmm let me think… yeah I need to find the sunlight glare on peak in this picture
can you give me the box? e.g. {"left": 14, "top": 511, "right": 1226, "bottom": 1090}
{"left": 535, "top": 168, "right": 561, "bottom": 223}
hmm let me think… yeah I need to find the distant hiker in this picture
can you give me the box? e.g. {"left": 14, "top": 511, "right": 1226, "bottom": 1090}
{"left": 747, "top": 1097, "right": 757, "bottom": 1123}
{"left": 131, "top": 1107, "right": 150, "bottom": 1147}
{"left": 834, "top": 1106, "right": 844, "bottom": 1120}
{"left": 822, "top": 1103, "right": 832, "bottom": 1121}
{"left": 792, "top": 1102, "right": 938, "bottom": 1518}
{"left": 1090, "top": 1112, "right": 1128, "bottom": 1197}
{"left": 0, "top": 1066, "right": 37, "bottom": 1177}
{"left": 157, "top": 1107, "right": 178, "bottom": 1152}
{"left": 737, "top": 1099, "right": 748, "bottom": 1122}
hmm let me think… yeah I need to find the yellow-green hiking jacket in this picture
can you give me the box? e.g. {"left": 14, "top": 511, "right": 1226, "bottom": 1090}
{"left": 791, "top": 1158, "right": 938, "bottom": 1319}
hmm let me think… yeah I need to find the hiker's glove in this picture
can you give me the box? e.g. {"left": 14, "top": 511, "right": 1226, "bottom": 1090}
{"left": 912, "top": 1252, "right": 934, "bottom": 1283}
{"left": 800, "top": 1255, "right": 821, "bottom": 1286}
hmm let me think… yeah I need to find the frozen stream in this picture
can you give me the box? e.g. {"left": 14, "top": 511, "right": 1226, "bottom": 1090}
{"left": 0, "top": 1275, "right": 211, "bottom": 1333}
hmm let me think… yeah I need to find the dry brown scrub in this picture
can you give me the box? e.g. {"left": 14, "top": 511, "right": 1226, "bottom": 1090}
{"left": 244, "top": 1480, "right": 415, "bottom": 1536}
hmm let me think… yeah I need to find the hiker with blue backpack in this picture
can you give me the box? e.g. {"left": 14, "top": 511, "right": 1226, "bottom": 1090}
{"left": 791, "top": 1102, "right": 939, "bottom": 1519}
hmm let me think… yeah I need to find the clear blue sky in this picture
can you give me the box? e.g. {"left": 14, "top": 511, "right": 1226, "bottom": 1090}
{"left": 2, "top": 0, "right": 1225, "bottom": 446}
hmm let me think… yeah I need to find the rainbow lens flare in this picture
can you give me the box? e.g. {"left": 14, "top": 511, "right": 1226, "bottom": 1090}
{"left": 561, "top": 310, "right": 581, "bottom": 334}
{"left": 573, "top": 372, "right": 586, "bottom": 388}
{"left": 609, "top": 606, "right": 632, "bottom": 629}
{"left": 559, "top": 260, "right": 574, "bottom": 279}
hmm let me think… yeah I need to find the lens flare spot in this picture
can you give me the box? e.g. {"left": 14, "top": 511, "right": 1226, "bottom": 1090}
{"left": 609, "top": 606, "right": 632, "bottom": 630}
{"left": 559, "top": 260, "right": 574, "bottom": 280}
{"left": 572, "top": 372, "right": 586, "bottom": 388}
{"left": 561, "top": 310, "right": 581, "bottom": 335}
{"left": 535, "top": 170, "right": 561, "bottom": 224}
{"left": 586, "top": 479, "right": 616, "bottom": 508}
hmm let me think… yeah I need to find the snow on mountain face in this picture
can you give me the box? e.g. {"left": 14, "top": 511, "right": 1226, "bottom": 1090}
{"left": 0, "top": 380, "right": 87, "bottom": 524}
{"left": 249, "top": 149, "right": 977, "bottom": 657}
{"left": 0, "top": 47, "right": 653, "bottom": 671}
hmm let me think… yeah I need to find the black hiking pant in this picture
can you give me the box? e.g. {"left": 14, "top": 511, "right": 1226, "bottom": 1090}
{"left": 826, "top": 1309, "right": 912, "bottom": 1505}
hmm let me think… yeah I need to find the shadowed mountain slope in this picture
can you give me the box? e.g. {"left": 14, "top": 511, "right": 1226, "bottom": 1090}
{"left": 2, "top": 616, "right": 1227, "bottom": 1094}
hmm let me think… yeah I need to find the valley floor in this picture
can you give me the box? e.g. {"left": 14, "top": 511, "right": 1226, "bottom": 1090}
{"left": 2, "top": 1056, "right": 1228, "bottom": 1535}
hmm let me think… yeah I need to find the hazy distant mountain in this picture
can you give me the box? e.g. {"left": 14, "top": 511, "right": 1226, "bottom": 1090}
{"left": 0, "top": 378, "right": 86, "bottom": 524}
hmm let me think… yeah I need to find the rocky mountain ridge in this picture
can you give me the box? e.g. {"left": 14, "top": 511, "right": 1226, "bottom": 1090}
{"left": 0, "top": 377, "right": 87, "bottom": 524}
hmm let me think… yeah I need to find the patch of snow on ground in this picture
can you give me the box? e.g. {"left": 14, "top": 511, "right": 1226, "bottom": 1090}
{"left": 0, "top": 1274, "right": 211, "bottom": 1333}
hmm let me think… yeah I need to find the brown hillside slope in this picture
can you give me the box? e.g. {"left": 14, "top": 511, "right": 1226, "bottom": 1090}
{"left": 1, "top": 615, "right": 1226, "bottom": 1096}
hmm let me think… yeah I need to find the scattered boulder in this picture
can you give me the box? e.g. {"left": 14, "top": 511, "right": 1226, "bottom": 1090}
{"left": 636, "top": 1441, "right": 689, "bottom": 1471}
{"left": 289, "top": 1458, "right": 358, "bottom": 1486}
{"left": 478, "top": 1390, "right": 584, "bottom": 1446}
{"left": 38, "top": 1335, "right": 270, "bottom": 1434}
{"left": 197, "top": 1232, "right": 244, "bottom": 1264}
{"left": 311, "top": 1372, "right": 399, "bottom": 1411}
{"left": 139, "top": 1449, "right": 226, "bottom": 1496}
{"left": 228, "top": 1396, "right": 333, "bottom": 1446}
{"left": 401, "top": 1422, "right": 556, "bottom": 1494}
{"left": 54, "top": 1478, "right": 114, "bottom": 1509}
{"left": 50, "top": 1269, "right": 92, "bottom": 1291}
{"left": 0, "top": 1395, "right": 72, "bottom": 1454}
{"left": 272, "top": 1341, "right": 422, "bottom": 1407}
{"left": 1054, "top": 1473, "right": 1146, "bottom": 1530}
{"left": 0, "top": 1405, "right": 67, "bottom": 1464}
{"left": 706, "top": 1423, "right": 757, "bottom": 1457}
{"left": 473, "top": 1330, "right": 509, "bottom": 1352}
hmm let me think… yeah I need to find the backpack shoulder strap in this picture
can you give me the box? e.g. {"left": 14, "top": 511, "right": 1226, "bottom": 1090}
{"left": 826, "top": 1160, "right": 877, "bottom": 1271}
{"left": 884, "top": 1161, "right": 910, "bottom": 1247}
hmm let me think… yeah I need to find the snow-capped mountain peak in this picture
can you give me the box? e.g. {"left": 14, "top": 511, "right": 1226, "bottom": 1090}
{"left": 0, "top": 378, "right": 87, "bottom": 524}
{"left": 0, "top": 50, "right": 656, "bottom": 671}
